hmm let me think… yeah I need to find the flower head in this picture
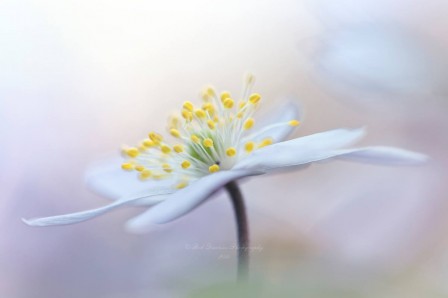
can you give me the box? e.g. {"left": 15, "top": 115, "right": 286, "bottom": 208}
{"left": 23, "top": 75, "right": 428, "bottom": 233}
{"left": 120, "top": 74, "right": 299, "bottom": 190}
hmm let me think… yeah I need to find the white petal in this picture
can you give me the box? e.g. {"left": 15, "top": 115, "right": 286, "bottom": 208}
{"left": 22, "top": 189, "right": 173, "bottom": 227}
{"left": 334, "top": 146, "right": 428, "bottom": 165}
{"left": 235, "top": 128, "right": 366, "bottom": 171}
{"left": 126, "top": 169, "right": 260, "bottom": 232}
{"left": 85, "top": 158, "right": 176, "bottom": 201}
{"left": 252, "top": 100, "right": 300, "bottom": 142}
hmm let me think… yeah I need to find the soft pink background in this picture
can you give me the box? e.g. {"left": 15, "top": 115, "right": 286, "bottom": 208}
{"left": 1, "top": 0, "right": 448, "bottom": 297}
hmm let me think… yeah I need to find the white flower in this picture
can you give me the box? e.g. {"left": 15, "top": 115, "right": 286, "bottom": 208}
{"left": 23, "top": 75, "right": 427, "bottom": 233}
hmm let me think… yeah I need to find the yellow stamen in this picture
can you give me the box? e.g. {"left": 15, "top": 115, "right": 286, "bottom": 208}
{"left": 243, "top": 118, "right": 255, "bottom": 130}
{"left": 176, "top": 181, "right": 189, "bottom": 189}
{"left": 206, "top": 87, "right": 216, "bottom": 98}
{"left": 238, "top": 101, "right": 246, "bottom": 109}
{"left": 245, "top": 141, "right": 255, "bottom": 153}
{"left": 181, "top": 160, "right": 191, "bottom": 169}
{"left": 162, "top": 164, "right": 172, "bottom": 173}
{"left": 236, "top": 112, "right": 244, "bottom": 119}
{"left": 220, "top": 91, "right": 231, "bottom": 102}
{"left": 202, "top": 102, "right": 215, "bottom": 114}
{"left": 201, "top": 91, "right": 211, "bottom": 102}
{"left": 183, "top": 101, "right": 194, "bottom": 112}
{"left": 173, "top": 144, "right": 184, "bottom": 153}
{"left": 161, "top": 145, "right": 171, "bottom": 154}
{"left": 149, "top": 132, "right": 163, "bottom": 144}
{"left": 223, "top": 98, "right": 234, "bottom": 109}
{"left": 203, "top": 138, "right": 214, "bottom": 148}
{"left": 195, "top": 109, "right": 206, "bottom": 119}
{"left": 121, "top": 163, "right": 134, "bottom": 171}
{"left": 143, "top": 139, "right": 155, "bottom": 148}
{"left": 181, "top": 109, "right": 193, "bottom": 121}
{"left": 209, "top": 164, "right": 220, "bottom": 173}
{"left": 191, "top": 134, "right": 200, "bottom": 144}
{"left": 259, "top": 138, "right": 273, "bottom": 148}
{"left": 207, "top": 119, "right": 215, "bottom": 129}
{"left": 249, "top": 93, "right": 261, "bottom": 104}
{"left": 168, "top": 115, "right": 180, "bottom": 129}
{"left": 135, "top": 165, "right": 145, "bottom": 172}
{"left": 226, "top": 147, "right": 237, "bottom": 157}
{"left": 139, "top": 170, "right": 152, "bottom": 179}
{"left": 125, "top": 147, "right": 139, "bottom": 158}
{"left": 170, "top": 128, "right": 181, "bottom": 138}
{"left": 288, "top": 120, "right": 300, "bottom": 126}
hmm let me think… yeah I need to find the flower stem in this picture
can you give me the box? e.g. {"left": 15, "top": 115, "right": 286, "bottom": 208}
{"left": 224, "top": 181, "right": 249, "bottom": 282}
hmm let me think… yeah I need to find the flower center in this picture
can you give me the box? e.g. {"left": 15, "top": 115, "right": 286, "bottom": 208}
{"left": 120, "top": 74, "right": 300, "bottom": 189}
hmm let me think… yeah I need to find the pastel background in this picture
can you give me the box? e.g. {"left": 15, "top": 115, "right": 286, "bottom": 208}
{"left": 1, "top": 0, "right": 447, "bottom": 297}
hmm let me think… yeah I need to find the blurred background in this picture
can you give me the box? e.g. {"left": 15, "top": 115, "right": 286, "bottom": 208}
{"left": 1, "top": 0, "right": 448, "bottom": 297}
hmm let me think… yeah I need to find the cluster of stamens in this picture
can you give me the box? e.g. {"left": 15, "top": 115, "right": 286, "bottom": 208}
{"left": 121, "top": 75, "right": 300, "bottom": 189}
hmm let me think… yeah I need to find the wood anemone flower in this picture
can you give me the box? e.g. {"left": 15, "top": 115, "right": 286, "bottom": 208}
{"left": 24, "top": 75, "right": 427, "bottom": 234}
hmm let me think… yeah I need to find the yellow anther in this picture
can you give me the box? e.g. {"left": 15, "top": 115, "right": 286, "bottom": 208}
{"left": 206, "top": 87, "right": 216, "bottom": 98}
{"left": 143, "top": 139, "right": 155, "bottom": 148}
{"left": 220, "top": 91, "right": 231, "bottom": 102}
{"left": 213, "top": 115, "right": 219, "bottom": 122}
{"left": 249, "top": 93, "right": 261, "bottom": 104}
{"left": 183, "top": 101, "right": 194, "bottom": 112}
{"left": 176, "top": 181, "right": 189, "bottom": 189}
{"left": 181, "top": 160, "right": 191, "bottom": 169}
{"left": 243, "top": 118, "right": 255, "bottom": 130}
{"left": 161, "top": 145, "right": 171, "bottom": 154}
{"left": 191, "top": 134, "right": 200, "bottom": 144}
{"left": 244, "top": 141, "right": 255, "bottom": 153}
{"left": 202, "top": 102, "right": 215, "bottom": 113}
{"left": 139, "top": 169, "right": 152, "bottom": 179}
{"left": 203, "top": 138, "right": 214, "bottom": 147}
{"left": 237, "top": 112, "right": 244, "bottom": 119}
{"left": 168, "top": 115, "right": 180, "bottom": 129}
{"left": 207, "top": 119, "right": 216, "bottom": 129}
{"left": 162, "top": 164, "right": 173, "bottom": 173}
{"left": 173, "top": 144, "right": 184, "bottom": 153}
{"left": 223, "top": 98, "right": 234, "bottom": 109}
{"left": 209, "top": 164, "right": 220, "bottom": 173}
{"left": 259, "top": 138, "right": 273, "bottom": 148}
{"left": 135, "top": 165, "right": 145, "bottom": 172}
{"left": 288, "top": 120, "right": 300, "bottom": 127}
{"left": 121, "top": 163, "right": 134, "bottom": 171}
{"left": 238, "top": 101, "right": 246, "bottom": 109}
{"left": 201, "top": 91, "right": 211, "bottom": 102}
{"left": 226, "top": 147, "right": 237, "bottom": 157}
{"left": 195, "top": 109, "right": 206, "bottom": 119}
{"left": 138, "top": 145, "right": 147, "bottom": 152}
{"left": 181, "top": 109, "right": 193, "bottom": 121}
{"left": 170, "top": 128, "right": 181, "bottom": 138}
{"left": 149, "top": 132, "right": 163, "bottom": 144}
{"left": 125, "top": 147, "right": 140, "bottom": 158}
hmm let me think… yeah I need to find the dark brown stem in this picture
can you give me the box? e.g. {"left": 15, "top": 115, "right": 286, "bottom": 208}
{"left": 224, "top": 181, "right": 249, "bottom": 282}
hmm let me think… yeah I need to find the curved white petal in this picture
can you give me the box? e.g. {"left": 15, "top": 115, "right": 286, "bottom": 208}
{"left": 126, "top": 169, "right": 260, "bottom": 232}
{"left": 23, "top": 189, "right": 174, "bottom": 227}
{"left": 334, "top": 146, "right": 428, "bottom": 165}
{"left": 252, "top": 100, "right": 300, "bottom": 142}
{"left": 235, "top": 128, "right": 366, "bottom": 171}
{"left": 85, "top": 158, "right": 177, "bottom": 201}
